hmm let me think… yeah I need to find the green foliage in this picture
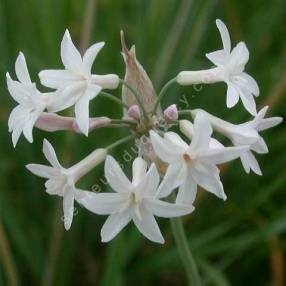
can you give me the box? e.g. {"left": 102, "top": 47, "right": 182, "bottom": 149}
{"left": 0, "top": 0, "right": 285, "bottom": 285}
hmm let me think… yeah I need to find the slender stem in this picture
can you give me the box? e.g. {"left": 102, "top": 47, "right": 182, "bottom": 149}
{"left": 170, "top": 217, "right": 201, "bottom": 286}
{"left": 106, "top": 134, "right": 136, "bottom": 151}
{"left": 110, "top": 119, "right": 137, "bottom": 125}
{"left": 178, "top": 109, "right": 193, "bottom": 117}
{"left": 170, "top": 194, "right": 201, "bottom": 286}
{"left": 153, "top": 78, "right": 177, "bottom": 114}
{"left": 99, "top": 91, "right": 130, "bottom": 109}
{"left": 119, "top": 79, "right": 149, "bottom": 121}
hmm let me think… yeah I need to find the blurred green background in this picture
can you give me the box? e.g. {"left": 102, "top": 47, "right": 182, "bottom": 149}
{"left": 0, "top": 0, "right": 285, "bottom": 285}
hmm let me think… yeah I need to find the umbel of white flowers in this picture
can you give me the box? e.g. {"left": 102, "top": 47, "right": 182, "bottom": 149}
{"left": 6, "top": 19, "right": 282, "bottom": 242}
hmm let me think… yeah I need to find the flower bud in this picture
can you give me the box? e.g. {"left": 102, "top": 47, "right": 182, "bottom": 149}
{"left": 164, "top": 104, "right": 178, "bottom": 122}
{"left": 176, "top": 68, "right": 224, "bottom": 85}
{"left": 179, "top": 120, "right": 194, "bottom": 139}
{"left": 91, "top": 74, "right": 119, "bottom": 89}
{"left": 121, "top": 31, "right": 158, "bottom": 114}
{"left": 127, "top": 105, "right": 141, "bottom": 120}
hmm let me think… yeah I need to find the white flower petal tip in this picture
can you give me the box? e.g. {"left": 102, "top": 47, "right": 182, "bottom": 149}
{"left": 164, "top": 104, "right": 178, "bottom": 122}
{"left": 127, "top": 105, "right": 141, "bottom": 120}
{"left": 64, "top": 218, "right": 72, "bottom": 231}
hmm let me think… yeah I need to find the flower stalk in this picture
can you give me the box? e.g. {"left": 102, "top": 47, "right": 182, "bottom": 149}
{"left": 153, "top": 78, "right": 177, "bottom": 114}
{"left": 170, "top": 215, "right": 201, "bottom": 286}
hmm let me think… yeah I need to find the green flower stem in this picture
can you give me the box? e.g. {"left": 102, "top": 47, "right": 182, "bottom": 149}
{"left": 170, "top": 196, "right": 201, "bottom": 286}
{"left": 153, "top": 77, "right": 177, "bottom": 114}
{"left": 106, "top": 134, "right": 136, "bottom": 151}
{"left": 178, "top": 109, "right": 195, "bottom": 118}
{"left": 99, "top": 91, "right": 130, "bottom": 109}
{"left": 110, "top": 119, "right": 137, "bottom": 125}
{"left": 119, "top": 79, "right": 149, "bottom": 122}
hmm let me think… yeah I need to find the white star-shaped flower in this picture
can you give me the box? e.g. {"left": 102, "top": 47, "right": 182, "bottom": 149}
{"left": 39, "top": 30, "right": 119, "bottom": 135}
{"left": 193, "top": 107, "right": 283, "bottom": 175}
{"left": 26, "top": 139, "right": 86, "bottom": 230}
{"left": 78, "top": 156, "right": 193, "bottom": 244}
{"left": 6, "top": 52, "right": 51, "bottom": 147}
{"left": 177, "top": 19, "right": 259, "bottom": 115}
{"left": 150, "top": 112, "right": 249, "bottom": 204}
{"left": 206, "top": 19, "right": 259, "bottom": 115}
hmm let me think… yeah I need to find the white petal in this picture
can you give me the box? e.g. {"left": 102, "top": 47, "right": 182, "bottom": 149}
{"left": 157, "top": 162, "right": 187, "bottom": 199}
{"left": 149, "top": 130, "right": 185, "bottom": 163}
{"left": 48, "top": 82, "right": 85, "bottom": 112}
{"left": 45, "top": 177, "right": 65, "bottom": 195}
{"left": 206, "top": 50, "right": 228, "bottom": 66}
{"left": 132, "top": 157, "right": 147, "bottom": 186}
{"left": 240, "top": 153, "right": 251, "bottom": 174}
{"left": 132, "top": 205, "right": 164, "bottom": 244}
{"left": 251, "top": 136, "right": 268, "bottom": 154}
{"left": 23, "top": 111, "right": 41, "bottom": 143}
{"left": 104, "top": 155, "right": 132, "bottom": 193}
{"left": 82, "top": 42, "right": 105, "bottom": 75}
{"left": 188, "top": 112, "right": 212, "bottom": 155}
{"left": 229, "top": 42, "right": 249, "bottom": 73}
{"left": 78, "top": 192, "right": 128, "bottom": 215}
{"left": 39, "top": 69, "right": 81, "bottom": 89}
{"left": 74, "top": 90, "right": 90, "bottom": 136}
{"left": 236, "top": 72, "right": 259, "bottom": 96}
{"left": 239, "top": 87, "right": 257, "bottom": 115}
{"left": 87, "top": 84, "right": 102, "bottom": 100}
{"left": 61, "top": 30, "right": 84, "bottom": 73}
{"left": 164, "top": 132, "right": 189, "bottom": 149}
{"left": 136, "top": 163, "right": 160, "bottom": 197}
{"left": 191, "top": 167, "right": 226, "bottom": 200}
{"left": 6, "top": 75, "right": 30, "bottom": 104}
{"left": 240, "top": 151, "right": 262, "bottom": 176}
{"left": 210, "top": 138, "right": 224, "bottom": 149}
{"left": 15, "top": 52, "right": 32, "bottom": 84}
{"left": 257, "top": 117, "right": 283, "bottom": 131}
{"left": 200, "top": 146, "right": 248, "bottom": 164}
{"left": 176, "top": 174, "right": 198, "bottom": 205}
{"left": 63, "top": 190, "right": 75, "bottom": 230}
{"left": 144, "top": 198, "right": 194, "bottom": 218}
{"left": 11, "top": 125, "right": 22, "bottom": 147}
{"left": 216, "top": 19, "right": 231, "bottom": 53}
{"left": 8, "top": 105, "right": 25, "bottom": 131}
{"left": 226, "top": 83, "right": 240, "bottom": 108}
{"left": 26, "top": 163, "right": 56, "bottom": 178}
{"left": 43, "top": 139, "right": 61, "bottom": 168}
{"left": 101, "top": 211, "right": 131, "bottom": 242}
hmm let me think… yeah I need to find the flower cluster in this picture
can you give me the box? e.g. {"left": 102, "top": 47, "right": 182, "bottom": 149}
{"left": 6, "top": 20, "right": 282, "bottom": 243}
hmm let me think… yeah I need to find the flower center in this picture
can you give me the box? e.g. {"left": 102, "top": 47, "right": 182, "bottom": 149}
{"left": 129, "top": 191, "right": 141, "bottom": 205}
{"left": 183, "top": 154, "right": 193, "bottom": 164}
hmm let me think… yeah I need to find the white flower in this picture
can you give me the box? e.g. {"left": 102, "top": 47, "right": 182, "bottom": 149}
{"left": 26, "top": 139, "right": 106, "bottom": 230}
{"left": 78, "top": 156, "right": 193, "bottom": 244}
{"left": 39, "top": 30, "right": 119, "bottom": 136}
{"left": 6, "top": 52, "right": 51, "bottom": 147}
{"left": 177, "top": 19, "right": 259, "bottom": 115}
{"left": 150, "top": 112, "right": 249, "bottom": 204}
{"left": 193, "top": 107, "right": 283, "bottom": 175}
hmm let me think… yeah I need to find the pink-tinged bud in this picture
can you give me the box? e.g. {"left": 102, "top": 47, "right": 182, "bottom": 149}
{"left": 127, "top": 105, "right": 141, "bottom": 120}
{"left": 164, "top": 104, "right": 178, "bottom": 122}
